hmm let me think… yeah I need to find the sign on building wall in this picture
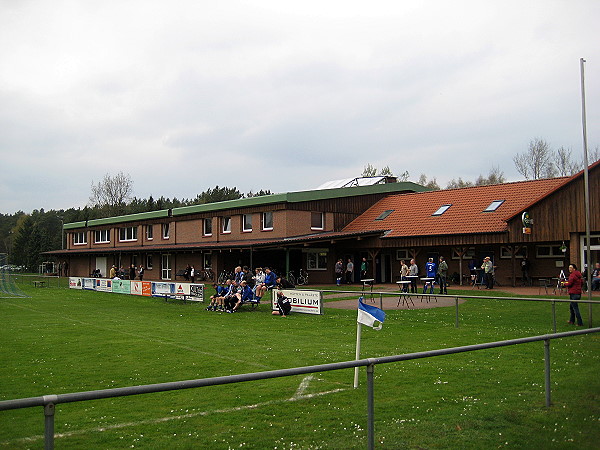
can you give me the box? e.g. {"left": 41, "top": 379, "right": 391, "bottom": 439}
{"left": 271, "top": 289, "right": 322, "bottom": 315}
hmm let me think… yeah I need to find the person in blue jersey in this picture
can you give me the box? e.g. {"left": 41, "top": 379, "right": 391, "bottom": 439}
{"left": 423, "top": 258, "right": 437, "bottom": 294}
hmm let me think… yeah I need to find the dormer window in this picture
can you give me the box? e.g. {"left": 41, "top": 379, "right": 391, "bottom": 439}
{"left": 484, "top": 200, "right": 505, "bottom": 212}
{"left": 432, "top": 204, "right": 452, "bottom": 216}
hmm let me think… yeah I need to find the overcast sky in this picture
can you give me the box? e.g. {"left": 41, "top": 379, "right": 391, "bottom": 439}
{"left": 1, "top": 1, "right": 599, "bottom": 214}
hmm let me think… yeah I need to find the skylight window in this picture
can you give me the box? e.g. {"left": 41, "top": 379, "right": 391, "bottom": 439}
{"left": 484, "top": 200, "right": 505, "bottom": 212}
{"left": 375, "top": 210, "right": 394, "bottom": 221}
{"left": 432, "top": 204, "right": 452, "bottom": 216}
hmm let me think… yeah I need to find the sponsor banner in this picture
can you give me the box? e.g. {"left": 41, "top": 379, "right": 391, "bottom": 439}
{"left": 82, "top": 278, "right": 96, "bottom": 290}
{"left": 152, "top": 282, "right": 175, "bottom": 297}
{"left": 130, "top": 281, "right": 143, "bottom": 295}
{"left": 272, "top": 289, "right": 322, "bottom": 315}
{"left": 112, "top": 279, "right": 131, "bottom": 294}
{"left": 189, "top": 284, "right": 204, "bottom": 301}
{"left": 175, "top": 283, "right": 190, "bottom": 296}
{"left": 142, "top": 281, "right": 152, "bottom": 296}
{"left": 95, "top": 278, "right": 112, "bottom": 292}
{"left": 69, "top": 277, "right": 82, "bottom": 289}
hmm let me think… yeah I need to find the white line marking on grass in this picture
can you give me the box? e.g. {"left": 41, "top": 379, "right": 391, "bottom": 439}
{"left": 1, "top": 386, "right": 346, "bottom": 445}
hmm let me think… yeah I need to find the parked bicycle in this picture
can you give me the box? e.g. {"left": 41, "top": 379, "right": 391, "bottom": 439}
{"left": 296, "top": 269, "right": 308, "bottom": 286}
{"left": 286, "top": 271, "right": 297, "bottom": 286}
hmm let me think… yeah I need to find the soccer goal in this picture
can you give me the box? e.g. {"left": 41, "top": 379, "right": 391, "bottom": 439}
{"left": 0, "top": 254, "right": 29, "bottom": 298}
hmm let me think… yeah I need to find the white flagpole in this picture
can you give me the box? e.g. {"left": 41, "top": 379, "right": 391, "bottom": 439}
{"left": 354, "top": 321, "right": 362, "bottom": 388}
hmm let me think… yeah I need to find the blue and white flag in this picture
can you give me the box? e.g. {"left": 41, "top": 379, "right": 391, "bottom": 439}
{"left": 357, "top": 297, "right": 386, "bottom": 330}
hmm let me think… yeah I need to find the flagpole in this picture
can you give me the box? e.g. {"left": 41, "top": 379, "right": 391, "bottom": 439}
{"left": 354, "top": 322, "right": 362, "bottom": 388}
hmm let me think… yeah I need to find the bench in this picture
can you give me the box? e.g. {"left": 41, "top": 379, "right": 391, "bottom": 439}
{"left": 33, "top": 280, "right": 47, "bottom": 288}
{"left": 161, "top": 294, "right": 203, "bottom": 304}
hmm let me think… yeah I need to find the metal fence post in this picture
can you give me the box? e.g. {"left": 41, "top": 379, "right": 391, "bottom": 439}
{"left": 544, "top": 339, "right": 551, "bottom": 407}
{"left": 455, "top": 298, "right": 459, "bottom": 328}
{"left": 366, "top": 362, "right": 375, "bottom": 450}
{"left": 43, "top": 395, "right": 57, "bottom": 450}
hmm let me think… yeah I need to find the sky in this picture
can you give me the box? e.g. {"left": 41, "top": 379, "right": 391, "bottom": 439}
{"left": 1, "top": 0, "right": 599, "bottom": 214}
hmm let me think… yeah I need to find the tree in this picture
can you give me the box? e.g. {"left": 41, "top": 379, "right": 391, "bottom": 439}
{"left": 89, "top": 172, "right": 134, "bottom": 216}
{"left": 555, "top": 146, "right": 581, "bottom": 177}
{"left": 446, "top": 178, "right": 474, "bottom": 189}
{"left": 475, "top": 166, "right": 506, "bottom": 186}
{"left": 362, "top": 164, "right": 377, "bottom": 177}
{"left": 417, "top": 173, "right": 440, "bottom": 190}
{"left": 513, "top": 138, "right": 555, "bottom": 180}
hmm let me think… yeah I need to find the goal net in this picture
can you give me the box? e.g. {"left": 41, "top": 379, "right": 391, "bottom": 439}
{"left": 0, "top": 254, "right": 29, "bottom": 298}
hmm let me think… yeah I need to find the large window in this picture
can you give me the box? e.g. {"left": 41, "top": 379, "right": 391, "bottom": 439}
{"left": 73, "top": 232, "right": 87, "bottom": 245}
{"left": 536, "top": 245, "right": 564, "bottom": 258}
{"left": 500, "top": 246, "right": 528, "bottom": 259}
{"left": 146, "top": 225, "right": 153, "bottom": 240}
{"left": 242, "top": 214, "right": 253, "bottom": 232}
{"left": 203, "top": 218, "right": 213, "bottom": 236}
{"left": 311, "top": 212, "right": 324, "bottom": 230}
{"left": 94, "top": 230, "right": 110, "bottom": 243}
{"left": 161, "top": 254, "right": 171, "bottom": 280}
{"left": 307, "top": 250, "right": 327, "bottom": 270}
{"left": 222, "top": 216, "right": 231, "bottom": 234}
{"left": 119, "top": 226, "right": 138, "bottom": 242}
{"left": 262, "top": 212, "right": 273, "bottom": 231}
{"left": 146, "top": 254, "right": 153, "bottom": 270}
{"left": 162, "top": 223, "right": 170, "bottom": 239}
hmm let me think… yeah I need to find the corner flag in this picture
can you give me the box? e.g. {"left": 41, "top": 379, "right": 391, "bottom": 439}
{"left": 357, "top": 297, "right": 386, "bottom": 330}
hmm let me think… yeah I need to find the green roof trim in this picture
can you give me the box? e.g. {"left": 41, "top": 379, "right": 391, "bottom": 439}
{"left": 63, "top": 182, "right": 428, "bottom": 229}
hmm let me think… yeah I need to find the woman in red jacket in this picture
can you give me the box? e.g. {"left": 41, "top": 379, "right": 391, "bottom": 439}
{"left": 564, "top": 263, "right": 584, "bottom": 326}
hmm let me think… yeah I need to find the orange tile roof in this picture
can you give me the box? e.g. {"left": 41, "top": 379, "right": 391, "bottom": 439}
{"left": 343, "top": 177, "right": 568, "bottom": 238}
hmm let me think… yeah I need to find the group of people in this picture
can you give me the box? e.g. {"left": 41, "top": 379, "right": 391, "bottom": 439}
{"left": 334, "top": 257, "right": 369, "bottom": 285}
{"left": 206, "top": 266, "right": 293, "bottom": 316}
{"left": 399, "top": 257, "right": 449, "bottom": 294}
{"left": 109, "top": 264, "right": 144, "bottom": 281}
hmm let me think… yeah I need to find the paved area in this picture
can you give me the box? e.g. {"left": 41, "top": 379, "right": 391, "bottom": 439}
{"left": 320, "top": 283, "right": 599, "bottom": 310}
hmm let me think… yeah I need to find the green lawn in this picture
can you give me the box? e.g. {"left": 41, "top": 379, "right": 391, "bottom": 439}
{"left": 1, "top": 283, "right": 599, "bottom": 449}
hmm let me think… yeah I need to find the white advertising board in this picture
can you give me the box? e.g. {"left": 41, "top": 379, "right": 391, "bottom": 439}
{"left": 272, "top": 289, "right": 322, "bottom": 315}
{"left": 69, "top": 277, "right": 82, "bottom": 289}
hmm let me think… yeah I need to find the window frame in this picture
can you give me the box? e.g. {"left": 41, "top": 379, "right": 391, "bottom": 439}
{"left": 203, "top": 218, "right": 213, "bottom": 237}
{"left": 94, "top": 229, "right": 110, "bottom": 244}
{"left": 162, "top": 223, "right": 170, "bottom": 240}
{"left": 311, "top": 212, "right": 324, "bottom": 231}
{"left": 432, "top": 204, "right": 452, "bottom": 216}
{"left": 73, "top": 231, "right": 87, "bottom": 245}
{"left": 261, "top": 212, "right": 273, "bottom": 231}
{"left": 119, "top": 226, "right": 138, "bottom": 242}
{"left": 222, "top": 216, "right": 232, "bottom": 234}
{"left": 146, "top": 225, "right": 153, "bottom": 240}
{"left": 483, "top": 200, "right": 505, "bottom": 212}
{"left": 242, "top": 214, "right": 253, "bottom": 232}
{"left": 306, "top": 250, "right": 328, "bottom": 270}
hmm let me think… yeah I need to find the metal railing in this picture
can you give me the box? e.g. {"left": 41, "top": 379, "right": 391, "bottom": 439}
{"left": 1, "top": 328, "right": 598, "bottom": 450}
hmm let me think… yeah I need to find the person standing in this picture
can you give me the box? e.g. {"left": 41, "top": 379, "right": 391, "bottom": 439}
{"left": 400, "top": 260, "right": 410, "bottom": 292}
{"left": 190, "top": 266, "right": 195, "bottom": 283}
{"left": 481, "top": 257, "right": 494, "bottom": 289}
{"left": 138, "top": 265, "right": 144, "bottom": 281}
{"left": 129, "top": 264, "right": 136, "bottom": 281}
{"left": 109, "top": 265, "right": 116, "bottom": 279}
{"left": 424, "top": 258, "right": 437, "bottom": 294}
{"left": 335, "top": 259, "right": 344, "bottom": 286}
{"left": 360, "top": 257, "right": 369, "bottom": 279}
{"left": 564, "top": 263, "right": 584, "bottom": 326}
{"left": 409, "top": 259, "right": 419, "bottom": 293}
{"left": 521, "top": 257, "right": 531, "bottom": 286}
{"left": 591, "top": 262, "right": 600, "bottom": 291}
{"left": 437, "top": 256, "right": 448, "bottom": 294}
{"left": 345, "top": 258, "right": 354, "bottom": 284}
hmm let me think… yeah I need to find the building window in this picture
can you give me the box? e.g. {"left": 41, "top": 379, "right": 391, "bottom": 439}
{"left": 432, "top": 204, "right": 452, "bottom": 216}
{"left": 203, "top": 218, "right": 213, "bottom": 236}
{"left": 395, "top": 249, "right": 410, "bottom": 260}
{"left": 119, "top": 226, "right": 138, "bottom": 242}
{"left": 262, "top": 212, "right": 273, "bottom": 231}
{"left": 311, "top": 212, "right": 324, "bottom": 230}
{"left": 146, "top": 254, "right": 153, "bottom": 270}
{"left": 500, "top": 246, "right": 528, "bottom": 259}
{"left": 536, "top": 245, "right": 564, "bottom": 258}
{"left": 375, "top": 210, "right": 394, "bottom": 221}
{"left": 146, "top": 225, "right": 153, "bottom": 240}
{"left": 73, "top": 232, "right": 87, "bottom": 245}
{"left": 94, "top": 230, "right": 110, "bottom": 243}
{"left": 161, "top": 254, "right": 171, "bottom": 280}
{"left": 307, "top": 250, "right": 327, "bottom": 270}
{"left": 242, "top": 214, "right": 253, "bottom": 232}
{"left": 162, "top": 223, "right": 170, "bottom": 239}
{"left": 451, "top": 247, "right": 476, "bottom": 260}
{"left": 222, "top": 216, "right": 231, "bottom": 234}
{"left": 484, "top": 200, "right": 505, "bottom": 212}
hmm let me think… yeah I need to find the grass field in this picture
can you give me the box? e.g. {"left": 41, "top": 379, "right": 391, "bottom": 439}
{"left": 1, "top": 281, "right": 599, "bottom": 449}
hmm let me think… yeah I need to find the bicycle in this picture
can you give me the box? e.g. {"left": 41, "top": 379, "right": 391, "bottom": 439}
{"left": 286, "top": 271, "right": 297, "bottom": 286}
{"left": 296, "top": 269, "right": 308, "bottom": 286}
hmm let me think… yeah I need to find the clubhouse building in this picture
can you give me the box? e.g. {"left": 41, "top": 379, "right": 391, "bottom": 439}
{"left": 49, "top": 162, "right": 600, "bottom": 286}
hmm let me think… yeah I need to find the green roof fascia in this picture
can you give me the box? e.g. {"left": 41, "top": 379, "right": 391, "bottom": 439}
{"left": 63, "top": 210, "right": 169, "bottom": 230}
{"left": 173, "top": 182, "right": 428, "bottom": 216}
{"left": 64, "top": 182, "right": 428, "bottom": 228}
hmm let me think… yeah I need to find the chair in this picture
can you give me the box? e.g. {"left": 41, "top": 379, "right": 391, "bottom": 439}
{"left": 538, "top": 279, "right": 550, "bottom": 295}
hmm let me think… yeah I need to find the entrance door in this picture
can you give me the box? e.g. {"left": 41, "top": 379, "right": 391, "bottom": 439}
{"left": 95, "top": 257, "right": 107, "bottom": 278}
